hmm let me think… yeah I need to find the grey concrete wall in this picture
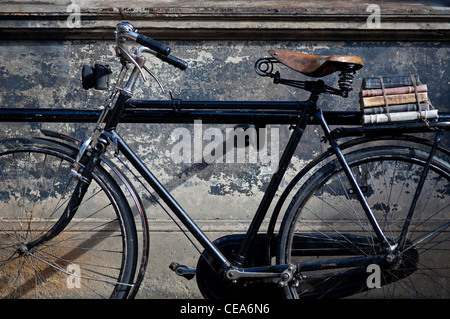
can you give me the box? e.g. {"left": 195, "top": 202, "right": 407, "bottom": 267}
{"left": 2, "top": 39, "right": 449, "bottom": 207}
{"left": 1, "top": 38, "right": 449, "bottom": 298}
{"left": 0, "top": 1, "right": 449, "bottom": 298}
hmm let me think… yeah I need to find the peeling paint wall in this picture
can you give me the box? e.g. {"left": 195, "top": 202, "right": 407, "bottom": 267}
{"left": 0, "top": 13, "right": 449, "bottom": 297}
{"left": 1, "top": 39, "right": 449, "bottom": 218}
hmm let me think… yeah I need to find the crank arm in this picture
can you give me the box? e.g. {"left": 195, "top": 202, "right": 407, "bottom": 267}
{"left": 225, "top": 264, "right": 296, "bottom": 287}
{"left": 169, "top": 262, "right": 196, "bottom": 280}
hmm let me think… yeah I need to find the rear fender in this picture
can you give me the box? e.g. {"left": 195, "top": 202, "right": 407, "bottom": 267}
{"left": 267, "top": 133, "right": 450, "bottom": 261}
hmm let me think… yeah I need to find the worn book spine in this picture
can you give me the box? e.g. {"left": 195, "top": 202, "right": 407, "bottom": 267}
{"left": 362, "top": 109, "right": 438, "bottom": 124}
{"left": 361, "top": 84, "right": 427, "bottom": 97}
{"left": 361, "top": 92, "right": 428, "bottom": 108}
{"left": 362, "top": 103, "right": 430, "bottom": 115}
{"left": 362, "top": 75, "right": 420, "bottom": 89}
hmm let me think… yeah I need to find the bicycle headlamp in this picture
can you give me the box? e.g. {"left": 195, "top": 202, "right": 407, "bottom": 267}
{"left": 81, "top": 63, "right": 112, "bottom": 90}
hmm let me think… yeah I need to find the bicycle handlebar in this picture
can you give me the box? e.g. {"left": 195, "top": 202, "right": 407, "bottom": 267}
{"left": 136, "top": 33, "right": 171, "bottom": 57}
{"left": 156, "top": 53, "right": 188, "bottom": 71}
{"left": 116, "top": 23, "right": 188, "bottom": 71}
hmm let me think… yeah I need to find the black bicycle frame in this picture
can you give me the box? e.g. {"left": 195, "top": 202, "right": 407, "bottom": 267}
{"left": 98, "top": 90, "right": 322, "bottom": 271}
{"left": 100, "top": 84, "right": 395, "bottom": 273}
{"left": 25, "top": 81, "right": 449, "bottom": 276}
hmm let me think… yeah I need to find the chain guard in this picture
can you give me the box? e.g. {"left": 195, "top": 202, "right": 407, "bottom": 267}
{"left": 196, "top": 234, "right": 284, "bottom": 299}
{"left": 196, "top": 233, "right": 419, "bottom": 299}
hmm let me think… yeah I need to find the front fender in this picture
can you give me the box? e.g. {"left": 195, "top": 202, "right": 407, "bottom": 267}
{"left": 39, "top": 129, "right": 149, "bottom": 298}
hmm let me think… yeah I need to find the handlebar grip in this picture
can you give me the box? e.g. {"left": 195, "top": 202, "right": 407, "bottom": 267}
{"left": 136, "top": 34, "right": 171, "bottom": 56}
{"left": 156, "top": 53, "right": 188, "bottom": 71}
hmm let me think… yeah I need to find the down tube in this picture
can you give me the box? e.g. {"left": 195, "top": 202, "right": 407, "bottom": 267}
{"left": 112, "top": 130, "right": 232, "bottom": 268}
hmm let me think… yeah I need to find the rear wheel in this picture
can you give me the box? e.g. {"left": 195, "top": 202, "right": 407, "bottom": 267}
{"left": 278, "top": 146, "right": 450, "bottom": 298}
{"left": 0, "top": 138, "right": 138, "bottom": 298}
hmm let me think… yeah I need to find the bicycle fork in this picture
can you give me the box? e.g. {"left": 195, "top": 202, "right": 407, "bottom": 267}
{"left": 24, "top": 135, "right": 107, "bottom": 251}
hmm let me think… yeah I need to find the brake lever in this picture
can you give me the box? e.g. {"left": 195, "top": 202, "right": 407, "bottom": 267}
{"left": 116, "top": 45, "right": 148, "bottom": 82}
{"left": 143, "top": 65, "right": 165, "bottom": 94}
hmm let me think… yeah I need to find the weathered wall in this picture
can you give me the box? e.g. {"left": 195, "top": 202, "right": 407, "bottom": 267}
{"left": 2, "top": 38, "right": 449, "bottom": 211}
{"left": 0, "top": 1, "right": 449, "bottom": 298}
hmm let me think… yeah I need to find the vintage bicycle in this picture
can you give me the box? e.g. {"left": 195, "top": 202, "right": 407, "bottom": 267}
{"left": 0, "top": 22, "right": 448, "bottom": 299}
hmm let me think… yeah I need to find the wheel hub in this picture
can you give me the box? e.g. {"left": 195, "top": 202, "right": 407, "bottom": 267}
{"left": 15, "top": 242, "right": 30, "bottom": 256}
{"left": 386, "top": 242, "right": 419, "bottom": 279}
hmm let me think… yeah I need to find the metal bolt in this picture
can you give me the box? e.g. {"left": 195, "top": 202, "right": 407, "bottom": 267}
{"left": 16, "top": 243, "right": 29, "bottom": 256}
{"left": 386, "top": 253, "right": 395, "bottom": 263}
{"left": 282, "top": 273, "right": 291, "bottom": 281}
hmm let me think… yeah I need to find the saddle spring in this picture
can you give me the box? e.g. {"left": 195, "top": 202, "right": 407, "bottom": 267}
{"left": 254, "top": 57, "right": 279, "bottom": 77}
{"left": 255, "top": 57, "right": 359, "bottom": 98}
{"left": 337, "top": 65, "right": 357, "bottom": 97}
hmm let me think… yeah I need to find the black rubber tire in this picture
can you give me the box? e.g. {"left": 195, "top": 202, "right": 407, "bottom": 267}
{"left": 0, "top": 138, "right": 138, "bottom": 298}
{"left": 278, "top": 146, "right": 450, "bottom": 299}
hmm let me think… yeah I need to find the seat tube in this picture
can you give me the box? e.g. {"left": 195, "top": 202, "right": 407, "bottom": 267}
{"left": 234, "top": 95, "right": 319, "bottom": 267}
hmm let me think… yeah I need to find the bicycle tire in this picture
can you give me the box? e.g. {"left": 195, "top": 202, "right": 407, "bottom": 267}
{"left": 278, "top": 145, "right": 450, "bottom": 298}
{"left": 0, "top": 137, "right": 138, "bottom": 299}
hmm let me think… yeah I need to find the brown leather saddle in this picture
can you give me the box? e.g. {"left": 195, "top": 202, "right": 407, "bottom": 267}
{"left": 269, "top": 49, "right": 364, "bottom": 78}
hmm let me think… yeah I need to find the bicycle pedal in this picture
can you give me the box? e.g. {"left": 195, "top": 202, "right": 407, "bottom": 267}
{"left": 169, "top": 262, "right": 196, "bottom": 280}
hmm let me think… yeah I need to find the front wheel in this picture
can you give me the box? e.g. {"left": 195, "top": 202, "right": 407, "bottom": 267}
{"left": 278, "top": 146, "right": 450, "bottom": 298}
{"left": 0, "top": 138, "right": 138, "bottom": 298}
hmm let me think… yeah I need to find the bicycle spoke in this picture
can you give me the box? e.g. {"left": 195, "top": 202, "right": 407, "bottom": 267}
{"left": 280, "top": 146, "right": 450, "bottom": 299}
{"left": 0, "top": 141, "right": 137, "bottom": 298}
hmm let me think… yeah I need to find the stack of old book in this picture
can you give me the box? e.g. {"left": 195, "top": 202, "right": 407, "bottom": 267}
{"left": 360, "top": 75, "right": 438, "bottom": 124}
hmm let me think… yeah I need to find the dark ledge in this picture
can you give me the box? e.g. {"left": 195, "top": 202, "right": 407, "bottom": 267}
{"left": 0, "top": 1, "right": 449, "bottom": 41}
